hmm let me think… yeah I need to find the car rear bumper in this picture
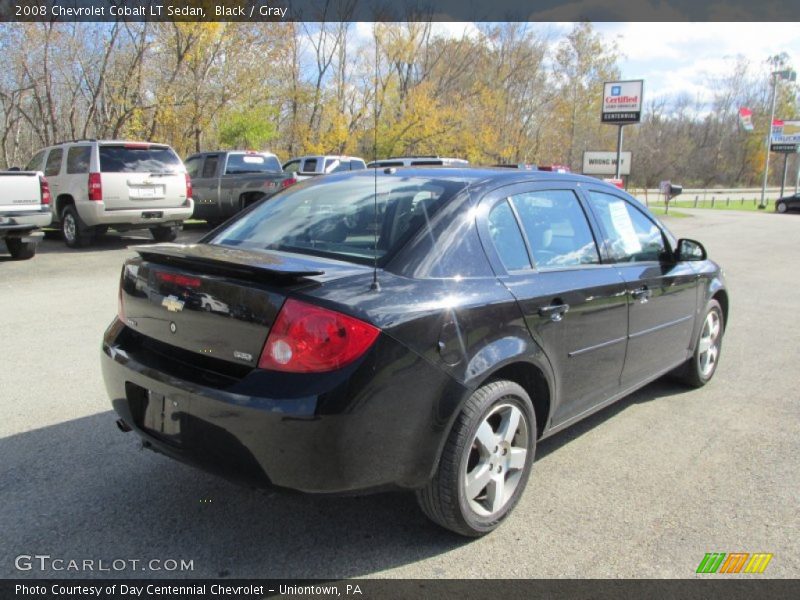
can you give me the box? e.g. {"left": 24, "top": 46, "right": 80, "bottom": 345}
{"left": 101, "top": 319, "right": 466, "bottom": 494}
{"left": 77, "top": 201, "right": 194, "bottom": 227}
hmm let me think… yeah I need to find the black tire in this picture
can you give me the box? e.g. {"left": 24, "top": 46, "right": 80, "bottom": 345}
{"left": 416, "top": 380, "right": 536, "bottom": 537}
{"left": 150, "top": 225, "right": 179, "bottom": 242}
{"left": 61, "top": 205, "right": 93, "bottom": 248}
{"left": 5, "top": 238, "right": 36, "bottom": 260}
{"left": 676, "top": 299, "right": 724, "bottom": 388}
{"left": 776, "top": 201, "right": 787, "bottom": 214}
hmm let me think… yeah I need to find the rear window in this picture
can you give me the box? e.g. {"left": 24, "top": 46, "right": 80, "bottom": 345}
{"left": 99, "top": 145, "right": 182, "bottom": 173}
{"left": 225, "top": 153, "right": 281, "bottom": 174}
{"left": 209, "top": 175, "right": 469, "bottom": 265}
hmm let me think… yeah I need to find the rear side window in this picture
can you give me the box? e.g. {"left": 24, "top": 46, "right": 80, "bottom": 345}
{"left": 224, "top": 153, "right": 281, "bottom": 174}
{"left": 302, "top": 158, "right": 318, "bottom": 172}
{"left": 44, "top": 149, "right": 63, "bottom": 177}
{"left": 510, "top": 189, "right": 600, "bottom": 270}
{"left": 98, "top": 145, "right": 182, "bottom": 173}
{"left": 26, "top": 150, "right": 46, "bottom": 172}
{"left": 66, "top": 146, "right": 91, "bottom": 174}
{"left": 586, "top": 191, "right": 667, "bottom": 262}
{"left": 488, "top": 200, "right": 531, "bottom": 271}
{"left": 202, "top": 156, "right": 220, "bottom": 178}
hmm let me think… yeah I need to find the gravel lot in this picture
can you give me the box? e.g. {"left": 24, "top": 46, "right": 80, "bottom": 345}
{"left": 1, "top": 210, "right": 798, "bottom": 579}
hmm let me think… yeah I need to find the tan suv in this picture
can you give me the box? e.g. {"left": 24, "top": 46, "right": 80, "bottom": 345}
{"left": 26, "top": 140, "right": 193, "bottom": 247}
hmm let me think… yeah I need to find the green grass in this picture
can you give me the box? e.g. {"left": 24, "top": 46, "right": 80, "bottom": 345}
{"left": 647, "top": 207, "right": 691, "bottom": 218}
{"left": 645, "top": 199, "right": 776, "bottom": 213}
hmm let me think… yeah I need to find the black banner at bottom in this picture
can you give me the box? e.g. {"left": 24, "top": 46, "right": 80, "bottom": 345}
{"left": 3, "top": 579, "right": 800, "bottom": 600}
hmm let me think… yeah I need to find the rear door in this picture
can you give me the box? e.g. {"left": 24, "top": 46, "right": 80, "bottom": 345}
{"left": 98, "top": 143, "right": 187, "bottom": 210}
{"left": 584, "top": 189, "right": 699, "bottom": 387}
{"left": 480, "top": 182, "right": 630, "bottom": 426}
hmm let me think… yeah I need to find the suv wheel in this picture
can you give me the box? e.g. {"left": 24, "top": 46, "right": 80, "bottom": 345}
{"left": 62, "top": 206, "right": 93, "bottom": 248}
{"left": 5, "top": 238, "right": 36, "bottom": 260}
{"left": 416, "top": 380, "right": 536, "bottom": 537}
{"left": 150, "top": 225, "right": 179, "bottom": 242}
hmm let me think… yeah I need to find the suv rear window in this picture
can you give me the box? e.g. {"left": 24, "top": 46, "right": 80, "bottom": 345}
{"left": 225, "top": 153, "right": 281, "bottom": 174}
{"left": 99, "top": 145, "right": 182, "bottom": 173}
{"left": 210, "top": 175, "right": 469, "bottom": 266}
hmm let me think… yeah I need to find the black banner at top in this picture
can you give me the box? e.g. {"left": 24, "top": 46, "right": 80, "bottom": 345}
{"left": 1, "top": 0, "right": 798, "bottom": 22}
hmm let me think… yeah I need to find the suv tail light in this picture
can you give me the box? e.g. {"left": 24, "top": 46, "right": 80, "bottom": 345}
{"left": 258, "top": 298, "right": 380, "bottom": 373}
{"left": 88, "top": 172, "right": 102, "bottom": 201}
{"left": 280, "top": 177, "right": 297, "bottom": 189}
{"left": 185, "top": 173, "right": 193, "bottom": 199}
{"left": 39, "top": 176, "right": 51, "bottom": 205}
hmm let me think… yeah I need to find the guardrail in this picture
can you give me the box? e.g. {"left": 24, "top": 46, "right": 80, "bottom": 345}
{"left": 628, "top": 187, "right": 790, "bottom": 208}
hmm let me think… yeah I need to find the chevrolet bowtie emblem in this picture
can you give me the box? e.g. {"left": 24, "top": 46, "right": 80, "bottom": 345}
{"left": 162, "top": 295, "right": 185, "bottom": 312}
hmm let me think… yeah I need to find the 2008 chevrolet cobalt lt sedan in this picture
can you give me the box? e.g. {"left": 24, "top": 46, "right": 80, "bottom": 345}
{"left": 102, "top": 168, "right": 728, "bottom": 536}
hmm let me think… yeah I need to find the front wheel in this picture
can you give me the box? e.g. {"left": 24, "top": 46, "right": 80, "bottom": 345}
{"left": 5, "top": 237, "right": 36, "bottom": 260}
{"left": 150, "top": 225, "right": 179, "bottom": 242}
{"left": 676, "top": 299, "right": 724, "bottom": 387}
{"left": 776, "top": 201, "right": 787, "bottom": 214}
{"left": 416, "top": 380, "right": 536, "bottom": 537}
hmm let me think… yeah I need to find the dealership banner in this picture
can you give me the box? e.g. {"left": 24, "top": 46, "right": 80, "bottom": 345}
{"left": 738, "top": 108, "right": 754, "bottom": 132}
{"left": 601, "top": 80, "right": 644, "bottom": 124}
{"left": 3, "top": 579, "right": 800, "bottom": 599}
{"left": 770, "top": 119, "right": 800, "bottom": 153}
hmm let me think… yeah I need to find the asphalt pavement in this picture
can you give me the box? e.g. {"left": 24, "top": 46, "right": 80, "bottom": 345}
{"left": 1, "top": 211, "right": 798, "bottom": 579}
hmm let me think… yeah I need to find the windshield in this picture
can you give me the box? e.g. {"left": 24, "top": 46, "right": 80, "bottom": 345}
{"left": 208, "top": 174, "right": 469, "bottom": 265}
{"left": 225, "top": 153, "right": 282, "bottom": 174}
{"left": 99, "top": 145, "right": 182, "bottom": 173}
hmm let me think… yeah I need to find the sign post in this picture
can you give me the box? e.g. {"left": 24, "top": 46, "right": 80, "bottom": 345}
{"left": 769, "top": 119, "right": 800, "bottom": 200}
{"left": 601, "top": 80, "right": 644, "bottom": 181}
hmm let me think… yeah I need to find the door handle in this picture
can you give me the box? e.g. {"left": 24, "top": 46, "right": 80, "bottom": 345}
{"left": 538, "top": 303, "right": 570, "bottom": 322}
{"left": 631, "top": 287, "right": 652, "bottom": 302}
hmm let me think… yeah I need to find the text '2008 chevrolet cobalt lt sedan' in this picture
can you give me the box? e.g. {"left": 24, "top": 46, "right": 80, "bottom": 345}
{"left": 102, "top": 168, "right": 727, "bottom": 536}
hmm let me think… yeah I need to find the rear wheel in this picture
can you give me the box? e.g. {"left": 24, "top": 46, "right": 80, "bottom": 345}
{"left": 62, "top": 206, "right": 93, "bottom": 248}
{"left": 676, "top": 299, "right": 724, "bottom": 387}
{"left": 5, "top": 238, "right": 36, "bottom": 260}
{"left": 150, "top": 225, "right": 179, "bottom": 242}
{"left": 416, "top": 380, "right": 536, "bottom": 537}
{"left": 776, "top": 201, "right": 787, "bottom": 214}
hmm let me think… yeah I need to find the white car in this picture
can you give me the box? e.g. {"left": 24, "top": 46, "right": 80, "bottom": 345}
{"left": 25, "top": 140, "right": 194, "bottom": 248}
{"left": 282, "top": 155, "right": 366, "bottom": 181}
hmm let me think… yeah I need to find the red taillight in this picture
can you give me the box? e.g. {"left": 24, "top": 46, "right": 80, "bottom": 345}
{"left": 258, "top": 298, "right": 380, "bottom": 373}
{"left": 156, "top": 271, "right": 201, "bottom": 288}
{"left": 185, "top": 172, "right": 193, "bottom": 199}
{"left": 88, "top": 172, "right": 102, "bottom": 201}
{"left": 280, "top": 177, "right": 297, "bottom": 189}
{"left": 39, "top": 176, "right": 51, "bottom": 205}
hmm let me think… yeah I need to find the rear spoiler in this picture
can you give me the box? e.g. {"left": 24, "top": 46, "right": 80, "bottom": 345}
{"left": 131, "top": 243, "right": 324, "bottom": 281}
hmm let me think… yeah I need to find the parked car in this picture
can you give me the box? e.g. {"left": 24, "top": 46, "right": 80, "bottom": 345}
{"left": 282, "top": 155, "right": 366, "bottom": 181}
{"left": 774, "top": 192, "right": 800, "bottom": 213}
{"left": 0, "top": 170, "right": 52, "bottom": 259}
{"left": 185, "top": 151, "right": 297, "bottom": 225}
{"left": 367, "top": 156, "right": 469, "bottom": 168}
{"left": 103, "top": 168, "right": 728, "bottom": 536}
{"left": 26, "top": 140, "right": 193, "bottom": 247}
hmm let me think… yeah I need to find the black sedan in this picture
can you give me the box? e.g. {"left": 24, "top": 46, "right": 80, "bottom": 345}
{"left": 102, "top": 168, "right": 728, "bottom": 536}
{"left": 775, "top": 192, "right": 800, "bottom": 213}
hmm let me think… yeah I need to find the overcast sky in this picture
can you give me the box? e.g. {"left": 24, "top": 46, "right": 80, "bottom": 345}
{"left": 353, "top": 22, "right": 800, "bottom": 107}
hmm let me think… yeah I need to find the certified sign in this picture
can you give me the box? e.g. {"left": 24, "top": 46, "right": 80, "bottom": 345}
{"left": 602, "top": 80, "right": 644, "bottom": 123}
{"left": 770, "top": 120, "right": 800, "bottom": 151}
{"left": 582, "top": 151, "right": 632, "bottom": 175}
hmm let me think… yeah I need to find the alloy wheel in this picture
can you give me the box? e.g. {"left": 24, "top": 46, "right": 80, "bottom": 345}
{"left": 697, "top": 310, "right": 721, "bottom": 378}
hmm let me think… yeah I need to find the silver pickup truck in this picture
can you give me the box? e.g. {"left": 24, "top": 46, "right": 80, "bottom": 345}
{"left": 185, "top": 151, "right": 296, "bottom": 225}
{"left": 0, "top": 170, "right": 53, "bottom": 259}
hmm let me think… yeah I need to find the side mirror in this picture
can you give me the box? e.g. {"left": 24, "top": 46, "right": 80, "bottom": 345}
{"left": 675, "top": 238, "right": 706, "bottom": 261}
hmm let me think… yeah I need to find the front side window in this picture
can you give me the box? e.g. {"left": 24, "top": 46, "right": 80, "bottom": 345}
{"left": 302, "top": 158, "right": 318, "bottom": 172}
{"left": 487, "top": 199, "right": 531, "bottom": 271}
{"left": 210, "top": 175, "right": 468, "bottom": 266}
{"left": 44, "top": 149, "right": 63, "bottom": 177}
{"left": 587, "top": 191, "right": 667, "bottom": 262}
{"left": 510, "top": 189, "right": 600, "bottom": 270}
